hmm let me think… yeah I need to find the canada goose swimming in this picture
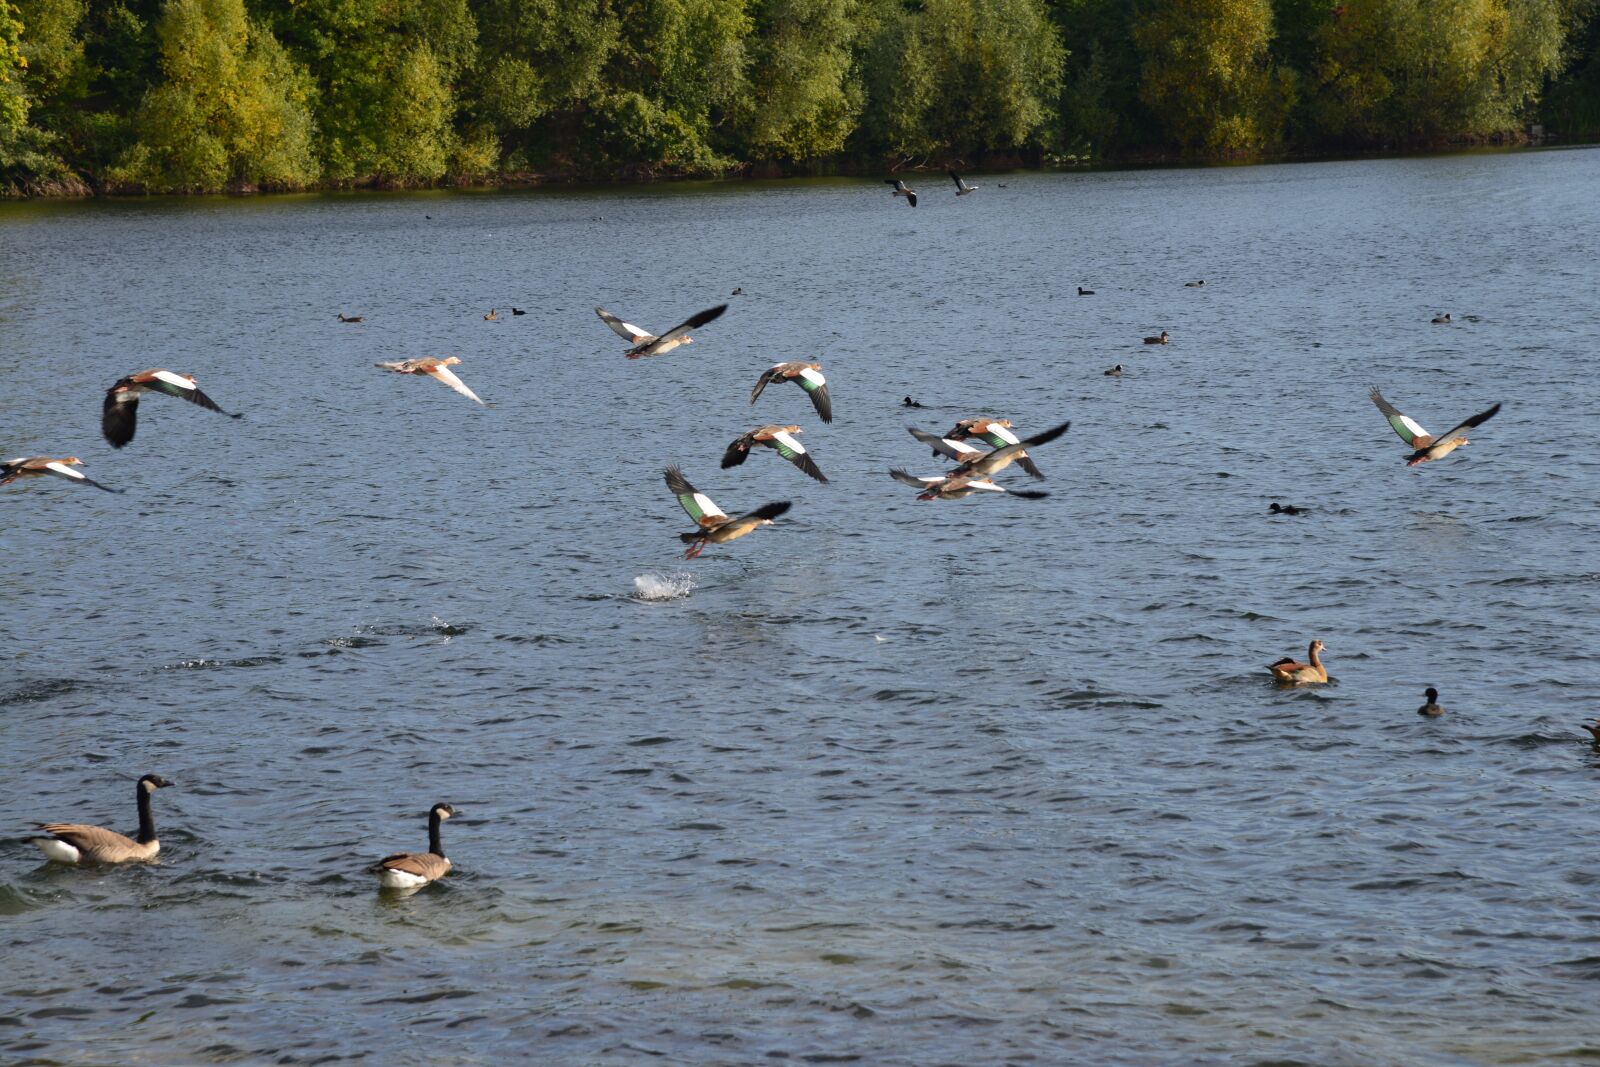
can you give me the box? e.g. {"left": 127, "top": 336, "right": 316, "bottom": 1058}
{"left": 903, "top": 396, "right": 924, "bottom": 408}
{"left": 375, "top": 356, "right": 484, "bottom": 405}
{"left": 1078, "top": 286, "right": 1094, "bottom": 296}
{"left": 1369, "top": 387, "right": 1500, "bottom": 466}
{"left": 336, "top": 313, "right": 364, "bottom": 323}
{"left": 371, "top": 803, "right": 457, "bottom": 890}
{"left": 484, "top": 309, "right": 498, "bottom": 321}
{"left": 102, "top": 369, "right": 241, "bottom": 449}
{"left": 949, "top": 171, "right": 977, "bottom": 195}
{"left": 511, "top": 307, "right": 526, "bottom": 316}
{"left": 1144, "top": 330, "right": 1170, "bottom": 345}
{"left": 750, "top": 361, "right": 832, "bottom": 423}
{"left": 941, "top": 418, "right": 1044, "bottom": 478}
{"left": 910, "top": 419, "right": 1070, "bottom": 481}
{"left": 1431, "top": 313, "right": 1451, "bottom": 324}
{"left": 1268, "top": 502, "right": 1306, "bottom": 515}
{"left": 1185, "top": 279, "right": 1205, "bottom": 288}
{"left": 1418, "top": 687, "right": 1444, "bottom": 717}
{"left": 28, "top": 774, "right": 172, "bottom": 864}
{"left": 1104, "top": 364, "right": 1123, "bottom": 377}
{"left": 889, "top": 468, "right": 1049, "bottom": 501}
{"left": 885, "top": 178, "right": 918, "bottom": 208}
{"left": 1, "top": 456, "right": 121, "bottom": 493}
{"left": 721, "top": 425, "right": 828, "bottom": 483}
{"left": 665, "top": 466, "right": 791, "bottom": 559}
{"left": 595, "top": 304, "right": 728, "bottom": 359}
{"left": 1268, "top": 639, "right": 1328, "bottom": 685}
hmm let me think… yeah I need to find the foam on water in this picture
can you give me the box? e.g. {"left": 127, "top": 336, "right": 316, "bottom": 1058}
{"left": 633, "top": 572, "right": 696, "bottom": 601}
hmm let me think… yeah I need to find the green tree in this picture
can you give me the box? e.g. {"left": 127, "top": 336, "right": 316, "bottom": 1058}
{"left": 0, "top": 0, "right": 26, "bottom": 143}
{"left": 738, "top": 0, "right": 860, "bottom": 160}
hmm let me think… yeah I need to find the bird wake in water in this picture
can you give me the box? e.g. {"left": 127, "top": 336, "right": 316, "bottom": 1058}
{"left": 633, "top": 572, "right": 696, "bottom": 601}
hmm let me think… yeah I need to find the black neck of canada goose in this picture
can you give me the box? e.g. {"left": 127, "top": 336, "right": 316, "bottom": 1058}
{"left": 428, "top": 809, "right": 444, "bottom": 856}
{"left": 136, "top": 781, "right": 156, "bottom": 844}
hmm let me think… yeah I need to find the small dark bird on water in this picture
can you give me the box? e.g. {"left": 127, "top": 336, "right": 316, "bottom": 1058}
{"left": 731, "top": 287, "right": 743, "bottom": 296}
{"left": 1185, "top": 279, "right": 1205, "bottom": 288}
{"left": 1104, "top": 365, "right": 1122, "bottom": 377}
{"left": 903, "top": 396, "right": 924, "bottom": 408}
{"left": 1078, "top": 286, "right": 1094, "bottom": 295}
{"left": 1418, "top": 688, "right": 1444, "bottom": 717}
{"left": 337, "top": 313, "right": 363, "bottom": 323}
{"left": 511, "top": 307, "right": 526, "bottom": 316}
{"left": 1268, "top": 502, "right": 1306, "bottom": 515}
{"left": 1432, "top": 312, "right": 1452, "bottom": 324}
{"left": 1144, "top": 330, "right": 1170, "bottom": 345}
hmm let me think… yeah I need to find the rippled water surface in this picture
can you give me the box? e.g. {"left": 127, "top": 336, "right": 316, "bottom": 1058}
{"left": 4, "top": 149, "right": 1600, "bottom": 1065}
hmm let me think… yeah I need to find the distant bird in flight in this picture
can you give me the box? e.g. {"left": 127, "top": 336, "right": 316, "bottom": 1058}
{"left": 949, "top": 171, "right": 977, "bottom": 195}
{"left": 595, "top": 304, "right": 727, "bottom": 358}
{"left": 911, "top": 420, "right": 1070, "bottom": 481}
{"left": 1369, "top": 387, "right": 1499, "bottom": 466}
{"left": 942, "top": 418, "right": 1044, "bottom": 478}
{"left": 2, "top": 456, "right": 121, "bottom": 493}
{"left": 102, "top": 369, "right": 240, "bottom": 449}
{"left": 889, "top": 469, "right": 1048, "bottom": 501}
{"left": 375, "top": 356, "right": 484, "bottom": 405}
{"left": 751, "top": 361, "right": 832, "bottom": 423}
{"left": 885, "top": 178, "right": 917, "bottom": 208}
{"left": 721, "top": 425, "right": 828, "bottom": 483}
{"left": 665, "top": 466, "right": 791, "bottom": 559}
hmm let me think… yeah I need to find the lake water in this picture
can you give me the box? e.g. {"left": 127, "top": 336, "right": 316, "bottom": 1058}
{"left": 3, "top": 148, "right": 1599, "bottom": 1065}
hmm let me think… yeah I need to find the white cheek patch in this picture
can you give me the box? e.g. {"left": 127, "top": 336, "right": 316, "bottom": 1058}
{"left": 45, "top": 463, "right": 85, "bottom": 479}
{"left": 772, "top": 431, "right": 804, "bottom": 454}
{"left": 152, "top": 370, "right": 197, "bottom": 391}
{"left": 799, "top": 367, "right": 826, "bottom": 387}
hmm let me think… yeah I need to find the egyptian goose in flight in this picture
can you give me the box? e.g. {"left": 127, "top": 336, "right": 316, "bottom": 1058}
{"left": 1369, "top": 387, "right": 1499, "bottom": 466}
{"left": 375, "top": 356, "right": 484, "bottom": 405}
{"left": 1267, "top": 640, "right": 1328, "bottom": 685}
{"left": 595, "top": 304, "right": 727, "bottom": 358}
{"left": 28, "top": 774, "right": 172, "bottom": 864}
{"left": 889, "top": 468, "right": 1048, "bottom": 501}
{"left": 2, "top": 456, "right": 121, "bottom": 493}
{"left": 102, "top": 369, "right": 241, "bottom": 448}
{"left": 885, "top": 178, "right": 917, "bottom": 207}
{"left": 665, "top": 466, "right": 791, "bottom": 559}
{"left": 336, "top": 313, "right": 364, "bottom": 323}
{"left": 910, "top": 420, "right": 1070, "bottom": 481}
{"left": 721, "top": 425, "right": 828, "bottom": 483}
{"left": 949, "top": 171, "right": 977, "bottom": 195}
{"left": 1417, "top": 688, "right": 1444, "bottom": 717}
{"left": 941, "top": 418, "right": 1044, "bottom": 478}
{"left": 1144, "top": 330, "right": 1170, "bottom": 344}
{"left": 751, "top": 362, "right": 832, "bottom": 423}
{"left": 371, "top": 803, "right": 458, "bottom": 891}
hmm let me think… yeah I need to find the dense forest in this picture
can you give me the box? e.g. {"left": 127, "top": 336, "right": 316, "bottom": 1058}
{"left": 2, "top": 0, "right": 1598, "bottom": 195}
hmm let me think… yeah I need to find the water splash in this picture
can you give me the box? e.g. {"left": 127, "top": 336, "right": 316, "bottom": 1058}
{"left": 633, "top": 572, "right": 696, "bottom": 601}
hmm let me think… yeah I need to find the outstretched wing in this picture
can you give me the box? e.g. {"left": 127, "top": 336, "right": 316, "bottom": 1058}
{"left": 44, "top": 461, "right": 122, "bottom": 493}
{"left": 655, "top": 304, "right": 727, "bottom": 345}
{"left": 1432, "top": 402, "right": 1501, "bottom": 445}
{"left": 595, "top": 307, "right": 654, "bottom": 344}
{"left": 766, "top": 429, "right": 828, "bottom": 483}
{"left": 665, "top": 466, "right": 727, "bottom": 527}
{"left": 427, "top": 363, "right": 485, "bottom": 405}
{"left": 145, "top": 370, "right": 238, "bottom": 417}
{"left": 797, "top": 366, "right": 832, "bottom": 423}
{"left": 731, "top": 501, "right": 792, "bottom": 525}
{"left": 1019, "top": 419, "right": 1072, "bottom": 449}
{"left": 102, "top": 385, "right": 141, "bottom": 448}
{"left": 908, "top": 426, "right": 984, "bottom": 463}
{"left": 750, "top": 366, "right": 783, "bottom": 404}
{"left": 1369, "top": 388, "right": 1430, "bottom": 446}
{"left": 721, "top": 434, "right": 754, "bottom": 470}
{"left": 885, "top": 179, "right": 905, "bottom": 191}
{"left": 948, "top": 171, "right": 965, "bottom": 189}
{"left": 889, "top": 468, "right": 941, "bottom": 488}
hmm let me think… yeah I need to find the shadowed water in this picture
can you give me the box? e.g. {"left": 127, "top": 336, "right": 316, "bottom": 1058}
{"left": 3, "top": 148, "right": 1599, "bottom": 1065}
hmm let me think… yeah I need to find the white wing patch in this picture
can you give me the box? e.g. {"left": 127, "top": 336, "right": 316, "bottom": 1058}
{"left": 44, "top": 462, "right": 85, "bottom": 479}
{"left": 772, "top": 431, "right": 805, "bottom": 454}
{"left": 947, "top": 439, "right": 983, "bottom": 456}
{"left": 430, "top": 365, "right": 485, "bottom": 405}
{"left": 799, "top": 367, "right": 827, "bottom": 387}
{"left": 152, "top": 370, "right": 197, "bottom": 391}
{"left": 968, "top": 480, "right": 1006, "bottom": 493}
{"left": 1401, "top": 415, "right": 1429, "bottom": 440}
{"left": 989, "top": 425, "right": 1021, "bottom": 445}
{"left": 693, "top": 492, "right": 726, "bottom": 521}
{"left": 620, "top": 321, "right": 651, "bottom": 341}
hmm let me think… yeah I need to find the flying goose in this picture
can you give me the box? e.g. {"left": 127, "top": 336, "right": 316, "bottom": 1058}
{"left": 949, "top": 171, "right": 977, "bottom": 195}
{"left": 1144, "top": 330, "right": 1170, "bottom": 344}
{"left": 941, "top": 418, "right": 1044, "bottom": 478}
{"left": 102, "top": 369, "right": 241, "bottom": 449}
{"left": 1, "top": 456, "right": 121, "bottom": 493}
{"left": 375, "top": 356, "right": 484, "bottom": 405}
{"left": 336, "top": 313, "right": 364, "bottom": 323}
{"left": 371, "top": 803, "right": 458, "bottom": 890}
{"left": 721, "top": 425, "right": 828, "bottom": 483}
{"left": 1418, "top": 687, "right": 1444, "bottom": 717}
{"left": 885, "top": 178, "right": 917, "bottom": 207}
{"left": 594, "top": 304, "right": 727, "bottom": 358}
{"left": 888, "top": 468, "right": 1048, "bottom": 501}
{"left": 910, "top": 419, "right": 1070, "bottom": 481}
{"left": 751, "top": 362, "right": 832, "bottom": 423}
{"left": 1369, "top": 387, "right": 1500, "bottom": 466}
{"left": 1268, "top": 502, "right": 1306, "bottom": 515}
{"left": 28, "top": 774, "right": 172, "bottom": 864}
{"left": 665, "top": 466, "right": 791, "bottom": 559}
{"left": 1267, "top": 640, "right": 1328, "bottom": 685}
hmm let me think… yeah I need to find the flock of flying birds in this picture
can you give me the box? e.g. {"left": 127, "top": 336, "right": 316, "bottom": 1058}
{"left": 7, "top": 174, "right": 1537, "bottom": 891}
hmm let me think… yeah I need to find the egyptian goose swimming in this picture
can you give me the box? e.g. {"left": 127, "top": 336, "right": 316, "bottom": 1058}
{"left": 751, "top": 362, "right": 832, "bottom": 423}
{"left": 595, "top": 304, "right": 727, "bottom": 358}
{"left": 1267, "top": 640, "right": 1328, "bottom": 685}
{"left": 949, "top": 171, "right": 978, "bottom": 195}
{"left": 28, "top": 774, "right": 172, "bottom": 864}
{"left": 1104, "top": 364, "right": 1123, "bottom": 376}
{"left": 1078, "top": 286, "right": 1094, "bottom": 295}
{"left": 336, "top": 313, "right": 364, "bottom": 323}
{"left": 1369, "top": 387, "right": 1500, "bottom": 466}
{"left": 1, "top": 456, "right": 121, "bottom": 493}
{"left": 721, "top": 425, "right": 828, "bottom": 483}
{"left": 910, "top": 420, "right": 1070, "bottom": 481}
{"left": 889, "top": 468, "right": 1048, "bottom": 501}
{"left": 665, "top": 466, "right": 791, "bottom": 559}
{"left": 484, "top": 309, "right": 498, "bottom": 321}
{"left": 1431, "top": 313, "right": 1451, "bottom": 324}
{"left": 1417, "top": 688, "right": 1444, "bottom": 717}
{"left": 941, "top": 418, "right": 1044, "bottom": 478}
{"left": 1268, "top": 502, "right": 1306, "bottom": 515}
{"left": 375, "top": 356, "right": 484, "bottom": 405}
{"left": 1144, "top": 330, "right": 1170, "bottom": 344}
{"left": 885, "top": 178, "right": 917, "bottom": 207}
{"left": 102, "top": 369, "right": 241, "bottom": 448}
{"left": 371, "top": 803, "right": 457, "bottom": 891}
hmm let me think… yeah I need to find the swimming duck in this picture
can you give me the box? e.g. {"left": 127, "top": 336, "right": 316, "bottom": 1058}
{"left": 336, "top": 313, "right": 364, "bottom": 323}
{"left": 721, "top": 425, "right": 828, "bottom": 483}
{"left": 751, "top": 361, "right": 832, "bottom": 423}
{"left": 1268, "top": 502, "right": 1306, "bottom": 515}
{"left": 375, "top": 356, "right": 484, "bottom": 405}
{"left": 941, "top": 418, "right": 1043, "bottom": 478}
{"left": 1143, "top": 330, "right": 1170, "bottom": 345}
{"left": 102, "top": 369, "right": 241, "bottom": 449}
{"left": 1431, "top": 313, "right": 1451, "bottom": 324}
{"left": 28, "top": 774, "right": 172, "bottom": 864}
{"left": 949, "top": 171, "right": 978, "bottom": 196}
{"left": 595, "top": 304, "right": 727, "bottom": 359}
{"left": 731, "top": 287, "right": 743, "bottom": 296}
{"left": 885, "top": 178, "right": 918, "bottom": 208}
{"left": 1185, "top": 279, "right": 1205, "bottom": 288}
{"left": 1369, "top": 387, "right": 1500, "bottom": 466}
{"left": 910, "top": 420, "right": 1070, "bottom": 481}
{"left": 1, "top": 456, "right": 121, "bottom": 493}
{"left": 1104, "top": 364, "right": 1123, "bottom": 377}
{"left": 903, "top": 396, "right": 923, "bottom": 407}
{"left": 1418, "top": 687, "right": 1444, "bottom": 717}
{"left": 484, "top": 309, "right": 498, "bottom": 321}
{"left": 371, "top": 803, "right": 457, "bottom": 891}
{"left": 1078, "top": 286, "right": 1095, "bottom": 296}
{"left": 1267, "top": 639, "right": 1328, "bottom": 685}
{"left": 889, "top": 468, "right": 1049, "bottom": 501}
{"left": 511, "top": 307, "right": 526, "bottom": 316}
{"left": 665, "top": 466, "right": 791, "bottom": 559}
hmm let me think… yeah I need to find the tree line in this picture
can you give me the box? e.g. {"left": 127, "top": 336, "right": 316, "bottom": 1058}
{"left": 2, "top": 0, "right": 1598, "bottom": 195}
